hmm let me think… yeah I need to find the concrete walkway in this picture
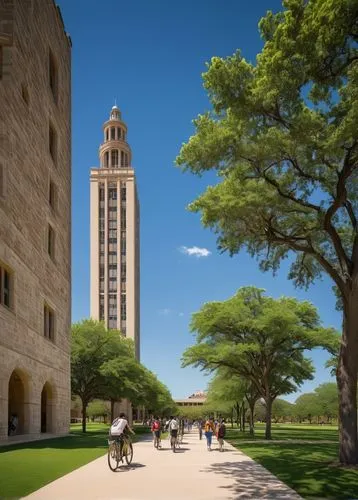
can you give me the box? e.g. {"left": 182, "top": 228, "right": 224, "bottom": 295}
{"left": 27, "top": 431, "right": 302, "bottom": 500}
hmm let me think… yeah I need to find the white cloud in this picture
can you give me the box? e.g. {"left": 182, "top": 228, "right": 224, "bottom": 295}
{"left": 180, "top": 246, "right": 211, "bottom": 258}
{"left": 158, "top": 308, "right": 171, "bottom": 315}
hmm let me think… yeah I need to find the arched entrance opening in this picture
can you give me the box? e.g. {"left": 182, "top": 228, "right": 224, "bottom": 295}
{"left": 8, "top": 369, "right": 29, "bottom": 435}
{"left": 41, "top": 382, "right": 54, "bottom": 433}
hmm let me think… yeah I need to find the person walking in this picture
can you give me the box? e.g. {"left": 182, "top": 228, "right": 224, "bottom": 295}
{"left": 204, "top": 417, "right": 215, "bottom": 451}
{"left": 168, "top": 416, "right": 179, "bottom": 451}
{"left": 151, "top": 416, "right": 161, "bottom": 449}
{"left": 217, "top": 418, "right": 226, "bottom": 452}
{"left": 198, "top": 419, "right": 203, "bottom": 440}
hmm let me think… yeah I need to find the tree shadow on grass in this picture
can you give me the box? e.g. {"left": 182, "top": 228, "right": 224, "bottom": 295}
{"left": 234, "top": 442, "right": 358, "bottom": 500}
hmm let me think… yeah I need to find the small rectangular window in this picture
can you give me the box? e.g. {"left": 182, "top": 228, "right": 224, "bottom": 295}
{"left": 0, "top": 46, "right": 3, "bottom": 80}
{"left": 49, "top": 124, "right": 57, "bottom": 164}
{"left": 44, "top": 304, "right": 55, "bottom": 341}
{"left": 48, "top": 224, "right": 55, "bottom": 259}
{"left": 109, "top": 188, "right": 117, "bottom": 200}
{"left": 49, "top": 49, "right": 58, "bottom": 102}
{"left": 111, "top": 127, "right": 115, "bottom": 140}
{"left": 49, "top": 180, "right": 56, "bottom": 209}
{"left": 111, "top": 150, "right": 118, "bottom": 167}
{"left": 0, "top": 264, "right": 13, "bottom": 309}
{"left": 0, "top": 164, "right": 4, "bottom": 198}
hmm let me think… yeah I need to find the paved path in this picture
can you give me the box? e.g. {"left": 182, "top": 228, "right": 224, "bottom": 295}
{"left": 27, "top": 431, "right": 302, "bottom": 500}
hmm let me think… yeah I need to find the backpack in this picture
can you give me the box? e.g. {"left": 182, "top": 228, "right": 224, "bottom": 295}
{"left": 153, "top": 420, "right": 160, "bottom": 430}
{"left": 170, "top": 419, "right": 179, "bottom": 430}
{"left": 218, "top": 423, "right": 226, "bottom": 438}
{"left": 205, "top": 421, "right": 212, "bottom": 433}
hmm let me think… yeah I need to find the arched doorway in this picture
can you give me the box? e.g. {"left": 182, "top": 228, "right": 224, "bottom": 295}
{"left": 8, "top": 370, "right": 28, "bottom": 435}
{"left": 41, "top": 382, "right": 53, "bottom": 433}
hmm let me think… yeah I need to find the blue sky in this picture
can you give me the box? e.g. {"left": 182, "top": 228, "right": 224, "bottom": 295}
{"left": 58, "top": 0, "right": 341, "bottom": 401}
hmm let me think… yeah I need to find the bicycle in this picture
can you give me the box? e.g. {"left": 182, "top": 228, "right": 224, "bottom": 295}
{"left": 107, "top": 433, "right": 133, "bottom": 471}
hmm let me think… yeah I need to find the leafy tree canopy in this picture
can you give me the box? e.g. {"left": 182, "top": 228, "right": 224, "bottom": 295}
{"left": 177, "top": 0, "right": 358, "bottom": 304}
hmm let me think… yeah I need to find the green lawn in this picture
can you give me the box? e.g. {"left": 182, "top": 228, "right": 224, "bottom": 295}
{"left": 230, "top": 422, "right": 339, "bottom": 441}
{"left": 0, "top": 423, "right": 149, "bottom": 498}
{"left": 227, "top": 424, "right": 358, "bottom": 500}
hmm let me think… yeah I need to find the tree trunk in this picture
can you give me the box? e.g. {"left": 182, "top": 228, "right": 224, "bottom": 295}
{"left": 337, "top": 302, "right": 358, "bottom": 464}
{"left": 248, "top": 401, "right": 255, "bottom": 437}
{"left": 231, "top": 408, "right": 234, "bottom": 428}
{"left": 264, "top": 397, "right": 273, "bottom": 440}
{"left": 236, "top": 402, "right": 241, "bottom": 430}
{"left": 81, "top": 400, "right": 87, "bottom": 433}
{"left": 241, "top": 401, "right": 245, "bottom": 433}
{"left": 110, "top": 399, "right": 115, "bottom": 422}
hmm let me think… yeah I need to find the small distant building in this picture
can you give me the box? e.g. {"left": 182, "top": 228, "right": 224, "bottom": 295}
{"left": 175, "top": 391, "right": 207, "bottom": 407}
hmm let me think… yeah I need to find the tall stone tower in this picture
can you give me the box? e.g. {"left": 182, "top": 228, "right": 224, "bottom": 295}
{"left": 90, "top": 105, "right": 140, "bottom": 360}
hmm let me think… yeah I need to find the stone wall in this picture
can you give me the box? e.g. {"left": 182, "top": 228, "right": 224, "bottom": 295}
{"left": 0, "top": 0, "right": 71, "bottom": 440}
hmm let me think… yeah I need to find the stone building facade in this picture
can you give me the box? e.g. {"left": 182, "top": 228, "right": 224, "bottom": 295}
{"left": 0, "top": 0, "right": 71, "bottom": 440}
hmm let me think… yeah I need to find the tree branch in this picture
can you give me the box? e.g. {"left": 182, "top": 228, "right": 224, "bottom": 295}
{"left": 265, "top": 222, "right": 349, "bottom": 300}
{"left": 323, "top": 144, "right": 357, "bottom": 276}
{"left": 262, "top": 170, "right": 322, "bottom": 212}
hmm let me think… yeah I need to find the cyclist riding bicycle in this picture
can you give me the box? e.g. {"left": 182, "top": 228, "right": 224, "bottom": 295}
{"left": 110, "top": 412, "right": 135, "bottom": 457}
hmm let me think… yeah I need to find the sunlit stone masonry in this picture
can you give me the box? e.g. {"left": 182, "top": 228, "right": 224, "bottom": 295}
{"left": 0, "top": 0, "right": 72, "bottom": 441}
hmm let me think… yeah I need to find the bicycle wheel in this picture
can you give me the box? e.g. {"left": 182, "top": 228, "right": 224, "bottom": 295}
{"left": 108, "top": 442, "right": 119, "bottom": 471}
{"left": 124, "top": 441, "right": 133, "bottom": 465}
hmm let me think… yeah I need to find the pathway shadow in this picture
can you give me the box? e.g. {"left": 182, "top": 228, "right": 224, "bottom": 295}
{"left": 114, "top": 462, "right": 146, "bottom": 473}
{"left": 201, "top": 460, "right": 301, "bottom": 499}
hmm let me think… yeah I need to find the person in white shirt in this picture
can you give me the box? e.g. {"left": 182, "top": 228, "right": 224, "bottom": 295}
{"left": 110, "top": 413, "right": 135, "bottom": 455}
{"left": 168, "top": 416, "right": 179, "bottom": 448}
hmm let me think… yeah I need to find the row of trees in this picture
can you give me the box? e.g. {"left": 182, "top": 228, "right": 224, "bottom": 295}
{"left": 182, "top": 287, "right": 338, "bottom": 439}
{"left": 206, "top": 381, "right": 339, "bottom": 427}
{"left": 71, "top": 319, "right": 176, "bottom": 431}
{"left": 176, "top": 0, "right": 358, "bottom": 464}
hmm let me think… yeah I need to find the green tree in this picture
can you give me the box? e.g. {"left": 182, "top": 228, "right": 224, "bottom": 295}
{"left": 177, "top": 406, "right": 205, "bottom": 421}
{"left": 315, "top": 382, "right": 339, "bottom": 423}
{"left": 72, "top": 319, "right": 138, "bottom": 431}
{"left": 205, "top": 370, "right": 246, "bottom": 430}
{"left": 206, "top": 369, "right": 259, "bottom": 435}
{"left": 272, "top": 399, "right": 294, "bottom": 423}
{"left": 177, "top": 0, "right": 358, "bottom": 464}
{"left": 100, "top": 337, "right": 146, "bottom": 421}
{"left": 295, "top": 393, "right": 320, "bottom": 424}
{"left": 87, "top": 400, "right": 111, "bottom": 422}
{"left": 132, "top": 366, "right": 176, "bottom": 417}
{"left": 182, "top": 287, "right": 336, "bottom": 439}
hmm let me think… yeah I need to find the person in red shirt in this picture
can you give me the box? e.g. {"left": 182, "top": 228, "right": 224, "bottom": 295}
{"left": 151, "top": 416, "right": 162, "bottom": 449}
